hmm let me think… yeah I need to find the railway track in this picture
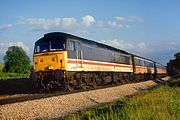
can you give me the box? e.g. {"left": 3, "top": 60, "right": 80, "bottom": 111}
{"left": 0, "top": 80, "right": 150, "bottom": 105}
{"left": 1, "top": 80, "right": 162, "bottom": 120}
{"left": 0, "top": 91, "right": 65, "bottom": 105}
{"left": 1, "top": 76, "right": 169, "bottom": 105}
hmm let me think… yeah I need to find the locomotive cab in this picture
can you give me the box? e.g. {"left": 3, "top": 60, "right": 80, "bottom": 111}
{"left": 33, "top": 33, "right": 69, "bottom": 91}
{"left": 33, "top": 42, "right": 67, "bottom": 72}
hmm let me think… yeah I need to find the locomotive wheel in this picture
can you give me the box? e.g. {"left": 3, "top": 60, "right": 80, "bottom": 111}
{"left": 65, "top": 79, "right": 76, "bottom": 91}
{"left": 37, "top": 78, "right": 48, "bottom": 92}
{"left": 93, "top": 73, "right": 102, "bottom": 86}
{"left": 75, "top": 72, "right": 87, "bottom": 90}
{"left": 89, "top": 77, "right": 97, "bottom": 88}
{"left": 46, "top": 83, "right": 53, "bottom": 92}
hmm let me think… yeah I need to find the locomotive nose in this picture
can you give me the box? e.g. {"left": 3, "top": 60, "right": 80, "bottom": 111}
{"left": 33, "top": 51, "right": 67, "bottom": 72}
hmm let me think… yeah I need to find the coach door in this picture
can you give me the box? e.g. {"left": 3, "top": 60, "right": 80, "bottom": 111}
{"left": 75, "top": 41, "right": 83, "bottom": 68}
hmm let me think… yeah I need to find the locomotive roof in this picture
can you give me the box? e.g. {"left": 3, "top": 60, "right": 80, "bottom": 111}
{"left": 36, "top": 32, "right": 129, "bottom": 55}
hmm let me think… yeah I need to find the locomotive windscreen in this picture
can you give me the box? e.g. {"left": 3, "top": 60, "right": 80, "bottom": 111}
{"left": 34, "top": 38, "right": 65, "bottom": 53}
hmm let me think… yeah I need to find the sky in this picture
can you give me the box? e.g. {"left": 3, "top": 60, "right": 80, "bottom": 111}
{"left": 0, "top": 0, "right": 180, "bottom": 65}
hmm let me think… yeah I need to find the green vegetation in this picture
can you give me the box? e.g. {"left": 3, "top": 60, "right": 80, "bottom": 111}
{"left": 0, "top": 72, "right": 29, "bottom": 80}
{"left": 64, "top": 79, "right": 180, "bottom": 120}
{"left": 0, "top": 63, "right": 29, "bottom": 80}
{"left": 0, "top": 64, "right": 3, "bottom": 72}
{"left": 167, "top": 52, "right": 180, "bottom": 78}
{"left": 3, "top": 46, "right": 31, "bottom": 74}
{"left": 0, "top": 46, "right": 31, "bottom": 80}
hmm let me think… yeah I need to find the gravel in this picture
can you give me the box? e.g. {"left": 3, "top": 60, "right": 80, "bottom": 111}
{"left": 0, "top": 79, "right": 166, "bottom": 120}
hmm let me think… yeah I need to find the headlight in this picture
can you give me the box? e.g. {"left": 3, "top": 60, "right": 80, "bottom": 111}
{"left": 47, "top": 65, "right": 53, "bottom": 70}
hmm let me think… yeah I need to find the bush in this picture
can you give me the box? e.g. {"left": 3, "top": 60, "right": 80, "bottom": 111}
{"left": 3, "top": 46, "right": 31, "bottom": 74}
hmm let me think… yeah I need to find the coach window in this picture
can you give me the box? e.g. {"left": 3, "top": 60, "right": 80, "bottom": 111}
{"left": 144, "top": 61, "right": 147, "bottom": 66}
{"left": 150, "top": 63, "right": 154, "bottom": 67}
{"left": 135, "top": 58, "right": 140, "bottom": 66}
{"left": 147, "top": 62, "right": 150, "bottom": 67}
{"left": 147, "top": 62, "right": 153, "bottom": 67}
{"left": 140, "top": 60, "right": 144, "bottom": 66}
{"left": 67, "top": 40, "right": 75, "bottom": 51}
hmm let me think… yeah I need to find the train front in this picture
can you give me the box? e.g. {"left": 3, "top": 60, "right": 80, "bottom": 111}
{"left": 33, "top": 33, "right": 67, "bottom": 91}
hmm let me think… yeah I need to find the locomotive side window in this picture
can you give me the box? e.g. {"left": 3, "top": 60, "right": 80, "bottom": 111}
{"left": 51, "top": 39, "right": 65, "bottom": 50}
{"left": 114, "top": 53, "right": 130, "bottom": 64}
{"left": 135, "top": 58, "right": 140, "bottom": 66}
{"left": 67, "top": 40, "right": 75, "bottom": 51}
{"left": 35, "top": 46, "right": 40, "bottom": 53}
{"left": 34, "top": 37, "right": 65, "bottom": 53}
{"left": 119, "top": 55, "right": 126, "bottom": 63}
{"left": 34, "top": 42, "right": 49, "bottom": 53}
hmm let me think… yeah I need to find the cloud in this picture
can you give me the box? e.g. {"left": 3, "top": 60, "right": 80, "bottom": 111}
{"left": 100, "top": 39, "right": 154, "bottom": 57}
{"left": 0, "top": 42, "right": 32, "bottom": 63}
{"left": 0, "top": 24, "right": 13, "bottom": 31}
{"left": 62, "top": 18, "right": 77, "bottom": 27}
{"left": 137, "top": 42, "right": 147, "bottom": 51}
{"left": 107, "top": 16, "right": 143, "bottom": 29}
{"left": 108, "top": 21, "right": 124, "bottom": 28}
{"left": 18, "top": 16, "right": 96, "bottom": 31}
{"left": 0, "top": 42, "right": 30, "bottom": 54}
{"left": 115, "top": 16, "right": 126, "bottom": 21}
{"left": 75, "top": 30, "right": 88, "bottom": 34}
{"left": 81, "top": 15, "right": 95, "bottom": 27}
{"left": 17, "top": 15, "right": 143, "bottom": 33}
{"left": 115, "top": 16, "right": 144, "bottom": 22}
{"left": 100, "top": 39, "right": 179, "bottom": 64}
{"left": 125, "top": 25, "right": 131, "bottom": 28}
{"left": 114, "top": 16, "right": 144, "bottom": 23}
{"left": 17, "top": 17, "right": 78, "bottom": 31}
{"left": 101, "top": 39, "right": 135, "bottom": 52}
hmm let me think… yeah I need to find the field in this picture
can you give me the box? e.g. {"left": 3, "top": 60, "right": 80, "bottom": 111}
{"left": 64, "top": 79, "right": 180, "bottom": 120}
{"left": 0, "top": 64, "right": 29, "bottom": 80}
{"left": 0, "top": 72, "right": 29, "bottom": 80}
{"left": 0, "top": 64, "right": 3, "bottom": 72}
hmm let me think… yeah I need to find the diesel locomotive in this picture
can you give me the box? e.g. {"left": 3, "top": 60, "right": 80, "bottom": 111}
{"left": 33, "top": 32, "right": 166, "bottom": 91}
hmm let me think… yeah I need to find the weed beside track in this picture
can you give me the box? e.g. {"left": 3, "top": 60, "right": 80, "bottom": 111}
{"left": 64, "top": 78, "right": 180, "bottom": 120}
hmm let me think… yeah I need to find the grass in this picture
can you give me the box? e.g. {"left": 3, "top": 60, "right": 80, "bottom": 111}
{"left": 64, "top": 78, "right": 180, "bottom": 120}
{"left": 0, "top": 72, "right": 29, "bottom": 80}
{"left": 0, "top": 64, "right": 29, "bottom": 80}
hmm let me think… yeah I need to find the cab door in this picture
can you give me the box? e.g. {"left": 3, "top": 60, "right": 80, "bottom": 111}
{"left": 75, "top": 41, "right": 83, "bottom": 68}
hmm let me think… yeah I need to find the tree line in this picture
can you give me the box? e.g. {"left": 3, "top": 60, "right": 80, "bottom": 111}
{"left": 167, "top": 52, "right": 180, "bottom": 78}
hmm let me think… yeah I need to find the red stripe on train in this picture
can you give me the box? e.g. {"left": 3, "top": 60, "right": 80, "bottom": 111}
{"left": 135, "top": 66, "right": 154, "bottom": 70}
{"left": 68, "top": 59, "right": 132, "bottom": 68}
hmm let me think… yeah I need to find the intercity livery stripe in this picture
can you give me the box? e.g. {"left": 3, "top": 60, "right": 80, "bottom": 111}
{"left": 68, "top": 59, "right": 132, "bottom": 68}
{"left": 135, "top": 66, "right": 154, "bottom": 70}
{"left": 135, "top": 66, "right": 147, "bottom": 70}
